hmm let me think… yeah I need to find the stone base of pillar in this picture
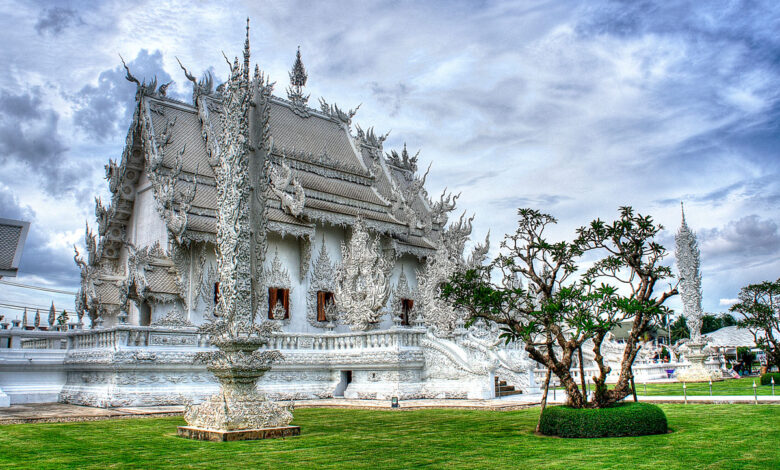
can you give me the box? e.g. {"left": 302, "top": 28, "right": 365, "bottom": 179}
{"left": 177, "top": 425, "right": 300, "bottom": 442}
{"left": 678, "top": 341, "right": 722, "bottom": 382}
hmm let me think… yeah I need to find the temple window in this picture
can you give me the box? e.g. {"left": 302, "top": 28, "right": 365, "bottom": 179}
{"left": 268, "top": 287, "right": 290, "bottom": 319}
{"left": 316, "top": 291, "right": 334, "bottom": 322}
{"left": 213, "top": 282, "right": 220, "bottom": 305}
{"left": 400, "top": 298, "right": 414, "bottom": 326}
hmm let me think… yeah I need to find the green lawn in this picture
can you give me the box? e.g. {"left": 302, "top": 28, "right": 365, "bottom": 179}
{"left": 634, "top": 377, "right": 776, "bottom": 396}
{"left": 554, "top": 377, "right": 777, "bottom": 396}
{"left": 1, "top": 405, "right": 779, "bottom": 469}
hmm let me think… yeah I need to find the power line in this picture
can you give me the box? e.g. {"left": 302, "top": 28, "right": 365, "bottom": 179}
{"left": 0, "top": 279, "right": 77, "bottom": 295}
{"left": 0, "top": 300, "right": 70, "bottom": 311}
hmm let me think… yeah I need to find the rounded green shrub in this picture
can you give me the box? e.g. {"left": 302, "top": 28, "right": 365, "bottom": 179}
{"left": 539, "top": 402, "right": 668, "bottom": 438}
{"left": 760, "top": 372, "right": 780, "bottom": 386}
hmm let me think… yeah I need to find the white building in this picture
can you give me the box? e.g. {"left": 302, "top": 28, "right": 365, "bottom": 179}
{"left": 0, "top": 40, "right": 535, "bottom": 407}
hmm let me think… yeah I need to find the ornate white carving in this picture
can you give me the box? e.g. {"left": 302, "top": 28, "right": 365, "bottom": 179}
{"left": 286, "top": 46, "right": 311, "bottom": 118}
{"left": 676, "top": 203, "right": 703, "bottom": 342}
{"left": 299, "top": 236, "right": 311, "bottom": 282}
{"left": 151, "top": 308, "right": 194, "bottom": 328}
{"left": 267, "top": 155, "right": 305, "bottom": 217}
{"left": 306, "top": 237, "right": 338, "bottom": 327}
{"left": 429, "top": 188, "right": 460, "bottom": 228}
{"left": 389, "top": 161, "right": 431, "bottom": 233}
{"left": 182, "top": 22, "right": 292, "bottom": 432}
{"left": 334, "top": 218, "right": 392, "bottom": 331}
{"left": 265, "top": 249, "right": 292, "bottom": 290}
{"left": 146, "top": 145, "right": 198, "bottom": 245}
{"left": 127, "top": 242, "right": 183, "bottom": 304}
{"left": 197, "top": 252, "right": 218, "bottom": 313}
{"left": 389, "top": 269, "right": 420, "bottom": 326}
{"left": 319, "top": 97, "right": 360, "bottom": 125}
{"left": 417, "top": 213, "right": 485, "bottom": 336}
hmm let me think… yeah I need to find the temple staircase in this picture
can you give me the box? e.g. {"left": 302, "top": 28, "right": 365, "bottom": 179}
{"left": 494, "top": 376, "right": 523, "bottom": 398}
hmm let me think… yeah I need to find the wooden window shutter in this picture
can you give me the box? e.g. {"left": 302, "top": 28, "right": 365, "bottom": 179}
{"left": 268, "top": 287, "right": 278, "bottom": 319}
{"left": 401, "top": 299, "right": 413, "bottom": 326}
{"left": 317, "top": 291, "right": 326, "bottom": 322}
{"left": 281, "top": 289, "right": 290, "bottom": 319}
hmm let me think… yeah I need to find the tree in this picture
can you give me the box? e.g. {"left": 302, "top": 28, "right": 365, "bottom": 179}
{"left": 701, "top": 313, "right": 737, "bottom": 334}
{"left": 56, "top": 309, "right": 69, "bottom": 327}
{"left": 670, "top": 315, "right": 690, "bottom": 343}
{"left": 730, "top": 279, "right": 780, "bottom": 369}
{"left": 442, "top": 207, "right": 677, "bottom": 409}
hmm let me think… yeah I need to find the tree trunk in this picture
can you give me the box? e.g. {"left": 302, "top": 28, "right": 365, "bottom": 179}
{"left": 526, "top": 343, "right": 585, "bottom": 408}
{"left": 536, "top": 368, "right": 552, "bottom": 433}
{"left": 578, "top": 346, "right": 587, "bottom": 404}
{"left": 590, "top": 331, "right": 612, "bottom": 408}
{"left": 558, "top": 368, "right": 584, "bottom": 408}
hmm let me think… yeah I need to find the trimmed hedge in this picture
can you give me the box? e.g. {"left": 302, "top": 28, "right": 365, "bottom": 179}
{"left": 761, "top": 372, "right": 780, "bottom": 386}
{"left": 539, "top": 402, "right": 668, "bottom": 438}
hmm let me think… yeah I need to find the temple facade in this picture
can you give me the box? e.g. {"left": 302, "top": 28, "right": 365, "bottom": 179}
{"left": 54, "top": 33, "right": 537, "bottom": 407}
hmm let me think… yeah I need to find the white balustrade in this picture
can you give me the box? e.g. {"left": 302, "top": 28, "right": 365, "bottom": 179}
{"left": 1, "top": 323, "right": 426, "bottom": 354}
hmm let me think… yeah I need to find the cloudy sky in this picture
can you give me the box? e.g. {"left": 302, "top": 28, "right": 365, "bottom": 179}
{"left": 0, "top": 0, "right": 778, "bottom": 320}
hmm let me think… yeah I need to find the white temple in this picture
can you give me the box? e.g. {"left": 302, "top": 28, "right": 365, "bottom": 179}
{"left": 0, "top": 31, "right": 537, "bottom": 408}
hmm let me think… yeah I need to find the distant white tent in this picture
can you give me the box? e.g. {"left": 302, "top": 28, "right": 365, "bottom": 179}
{"left": 705, "top": 326, "right": 762, "bottom": 349}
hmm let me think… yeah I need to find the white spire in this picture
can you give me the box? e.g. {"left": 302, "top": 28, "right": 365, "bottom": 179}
{"left": 675, "top": 202, "right": 703, "bottom": 342}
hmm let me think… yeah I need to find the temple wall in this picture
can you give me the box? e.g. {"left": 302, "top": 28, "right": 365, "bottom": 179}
{"left": 122, "top": 214, "right": 426, "bottom": 333}
{"left": 128, "top": 173, "right": 168, "bottom": 250}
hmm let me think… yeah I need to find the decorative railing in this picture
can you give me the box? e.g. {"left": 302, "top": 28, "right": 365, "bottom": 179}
{"left": 1, "top": 325, "right": 426, "bottom": 353}
{"left": 68, "top": 326, "right": 208, "bottom": 350}
{"left": 0, "top": 330, "right": 68, "bottom": 350}
{"left": 267, "top": 328, "right": 426, "bottom": 351}
{"left": 532, "top": 361, "right": 703, "bottom": 385}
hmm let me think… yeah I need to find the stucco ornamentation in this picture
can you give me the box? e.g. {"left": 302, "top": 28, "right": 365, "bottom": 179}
{"left": 334, "top": 218, "right": 392, "bottom": 331}
{"left": 268, "top": 155, "right": 305, "bottom": 218}
{"left": 306, "top": 237, "right": 338, "bottom": 327}
{"left": 182, "top": 22, "right": 292, "bottom": 432}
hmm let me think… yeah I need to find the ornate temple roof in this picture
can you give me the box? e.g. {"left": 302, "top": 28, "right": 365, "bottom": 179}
{"left": 90, "top": 42, "right": 463, "bottom": 267}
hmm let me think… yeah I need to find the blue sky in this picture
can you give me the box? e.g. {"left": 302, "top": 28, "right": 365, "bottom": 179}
{"left": 0, "top": 0, "right": 778, "bottom": 320}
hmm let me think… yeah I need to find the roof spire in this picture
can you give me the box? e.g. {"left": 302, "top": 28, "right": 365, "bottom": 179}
{"left": 290, "top": 46, "right": 307, "bottom": 89}
{"left": 680, "top": 201, "right": 687, "bottom": 227}
{"left": 243, "top": 17, "right": 251, "bottom": 82}
{"left": 287, "top": 46, "right": 310, "bottom": 115}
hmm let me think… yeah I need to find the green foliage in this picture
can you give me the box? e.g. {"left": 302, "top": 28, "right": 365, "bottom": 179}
{"left": 737, "top": 347, "right": 757, "bottom": 371}
{"left": 659, "top": 346, "right": 671, "bottom": 361}
{"left": 443, "top": 206, "right": 678, "bottom": 408}
{"left": 760, "top": 373, "right": 780, "bottom": 386}
{"left": 701, "top": 313, "right": 737, "bottom": 334}
{"left": 670, "top": 315, "right": 690, "bottom": 343}
{"left": 731, "top": 278, "right": 780, "bottom": 368}
{"left": 539, "top": 402, "right": 668, "bottom": 438}
{"left": 56, "top": 310, "right": 69, "bottom": 326}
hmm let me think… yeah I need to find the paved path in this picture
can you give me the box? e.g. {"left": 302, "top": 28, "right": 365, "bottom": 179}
{"left": 1, "top": 395, "right": 778, "bottom": 424}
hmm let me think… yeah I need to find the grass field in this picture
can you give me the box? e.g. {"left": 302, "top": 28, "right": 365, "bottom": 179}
{"left": 1, "top": 404, "right": 778, "bottom": 469}
{"left": 552, "top": 377, "right": 777, "bottom": 396}
{"left": 636, "top": 377, "right": 777, "bottom": 396}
